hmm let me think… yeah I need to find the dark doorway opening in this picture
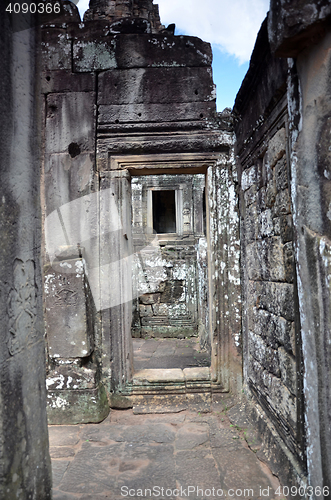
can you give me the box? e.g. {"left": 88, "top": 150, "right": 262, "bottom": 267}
{"left": 152, "top": 190, "right": 176, "bottom": 233}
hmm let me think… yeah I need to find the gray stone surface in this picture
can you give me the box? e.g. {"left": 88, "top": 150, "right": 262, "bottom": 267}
{"left": 45, "top": 92, "right": 95, "bottom": 154}
{"left": 50, "top": 408, "right": 280, "bottom": 499}
{"left": 133, "top": 338, "right": 210, "bottom": 370}
{"left": 98, "top": 67, "right": 215, "bottom": 105}
{"left": 0, "top": 14, "right": 52, "bottom": 499}
{"left": 268, "top": 0, "right": 331, "bottom": 56}
{"left": 234, "top": 13, "right": 305, "bottom": 491}
{"left": 45, "top": 259, "right": 92, "bottom": 359}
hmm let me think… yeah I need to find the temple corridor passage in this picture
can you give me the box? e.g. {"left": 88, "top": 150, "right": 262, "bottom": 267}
{"left": 133, "top": 338, "right": 211, "bottom": 371}
{"left": 50, "top": 398, "right": 281, "bottom": 500}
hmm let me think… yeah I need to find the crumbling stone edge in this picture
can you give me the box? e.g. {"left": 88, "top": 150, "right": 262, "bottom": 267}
{"left": 228, "top": 395, "right": 307, "bottom": 494}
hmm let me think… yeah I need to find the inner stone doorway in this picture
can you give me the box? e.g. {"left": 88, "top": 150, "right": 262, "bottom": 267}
{"left": 130, "top": 173, "right": 211, "bottom": 372}
{"left": 133, "top": 338, "right": 210, "bottom": 371}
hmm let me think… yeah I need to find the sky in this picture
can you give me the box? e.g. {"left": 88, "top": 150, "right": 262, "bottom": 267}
{"left": 76, "top": 0, "right": 270, "bottom": 111}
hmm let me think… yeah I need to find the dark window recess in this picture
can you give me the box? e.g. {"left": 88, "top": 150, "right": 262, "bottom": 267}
{"left": 203, "top": 187, "right": 206, "bottom": 236}
{"left": 152, "top": 190, "right": 176, "bottom": 233}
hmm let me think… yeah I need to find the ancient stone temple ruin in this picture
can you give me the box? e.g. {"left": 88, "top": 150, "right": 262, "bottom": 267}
{"left": 1, "top": 0, "right": 331, "bottom": 497}
{"left": 40, "top": 0, "right": 239, "bottom": 425}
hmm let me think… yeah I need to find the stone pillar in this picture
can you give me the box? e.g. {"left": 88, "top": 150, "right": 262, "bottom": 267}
{"left": 0, "top": 14, "right": 52, "bottom": 500}
{"left": 207, "top": 160, "right": 241, "bottom": 392}
{"left": 99, "top": 170, "right": 134, "bottom": 393}
{"left": 287, "top": 45, "right": 331, "bottom": 494}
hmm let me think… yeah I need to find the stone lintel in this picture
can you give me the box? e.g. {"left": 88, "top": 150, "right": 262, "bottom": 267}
{"left": 133, "top": 368, "right": 185, "bottom": 384}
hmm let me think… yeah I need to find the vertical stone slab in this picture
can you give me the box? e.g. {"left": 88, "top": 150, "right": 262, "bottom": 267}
{"left": 45, "top": 258, "right": 93, "bottom": 358}
{"left": 207, "top": 160, "right": 241, "bottom": 392}
{"left": 287, "top": 33, "right": 331, "bottom": 491}
{"left": 99, "top": 170, "right": 134, "bottom": 392}
{"left": 0, "top": 15, "right": 52, "bottom": 500}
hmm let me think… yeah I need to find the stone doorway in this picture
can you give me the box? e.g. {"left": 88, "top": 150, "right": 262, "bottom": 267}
{"left": 130, "top": 173, "right": 211, "bottom": 374}
{"left": 97, "top": 152, "right": 240, "bottom": 402}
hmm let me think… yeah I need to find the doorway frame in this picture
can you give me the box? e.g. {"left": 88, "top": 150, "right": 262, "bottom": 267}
{"left": 100, "top": 152, "right": 241, "bottom": 396}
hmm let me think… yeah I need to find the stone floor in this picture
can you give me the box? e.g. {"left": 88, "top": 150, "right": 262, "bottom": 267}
{"left": 133, "top": 338, "right": 210, "bottom": 371}
{"left": 50, "top": 396, "right": 281, "bottom": 500}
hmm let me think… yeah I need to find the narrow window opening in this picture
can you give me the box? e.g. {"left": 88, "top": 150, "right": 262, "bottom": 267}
{"left": 152, "top": 190, "right": 176, "bottom": 233}
{"left": 203, "top": 187, "right": 206, "bottom": 236}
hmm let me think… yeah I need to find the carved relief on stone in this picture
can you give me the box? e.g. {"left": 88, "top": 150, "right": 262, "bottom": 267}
{"left": 54, "top": 287, "right": 78, "bottom": 306}
{"left": 7, "top": 259, "right": 39, "bottom": 356}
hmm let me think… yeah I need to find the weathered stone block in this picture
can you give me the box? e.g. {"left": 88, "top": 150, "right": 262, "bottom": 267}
{"left": 273, "top": 216, "right": 281, "bottom": 236}
{"left": 46, "top": 92, "right": 95, "bottom": 154}
{"left": 139, "top": 293, "right": 161, "bottom": 304}
{"left": 247, "top": 238, "right": 285, "bottom": 281}
{"left": 262, "top": 237, "right": 286, "bottom": 281}
{"left": 275, "top": 156, "right": 288, "bottom": 191}
{"left": 167, "top": 302, "right": 187, "bottom": 317}
{"left": 171, "top": 262, "right": 187, "bottom": 280}
{"left": 44, "top": 152, "right": 94, "bottom": 215}
{"left": 73, "top": 39, "right": 117, "bottom": 72}
{"left": 249, "top": 357, "right": 265, "bottom": 388}
{"left": 152, "top": 303, "right": 169, "bottom": 316}
{"left": 244, "top": 184, "right": 257, "bottom": 207}
{"left": 267, "top": 128, "right": 286, "bottom": 168}
{"left": 46, "top": 365, "right": 97, "bottom": 391}
{"left": 98, "top": 67, "right": 215, "bottom": 105}
{"left": 280, "top": 214, "right": 293, "bottom": 243}
{"left": 241, "top": 164, "right": 261, "bottom": 191}
{"left": 257, "top": 186, "right": 267, "bottom": 212}
{"left": 244, "top": 204, "right": 258, "bottom": 243}
{"left": 283, "top": 241, "right": 294, "bottom": 283}
{"left": 44, "top": 259, "right": 93, "bottom": 358}
{"left": 262, "top": 373, "right": 297, "bottom": 432}
{"left": 41, "top": 70, "right": 95, "bottom": 94}
{"left": 268, "top": 0, "right": 331, "bottom": 55}
{"left": 251, "top": 308, "right": 294, "bottom": 353}
{"left": 258, "top": 282, "right": 295, "bottom": 321}
{"left": 97, "top": 129, "right": 226, "bottom": 157}
{"left": 98, "top": 101, "right": 215, "bottom": 124}
{"left": 265, "top": 177, "right": 276, "bottom": 208}
{"left": 246, "top": 243, "right": 262, "bottom": 280}
{"left": 139, "top": 304, "right": 153, "bottom": 317}
{"left": 141, "top": 326, "right": 196, "bottom": 338}
{"left": 278, "top": 347, "right": 297, "bottom": 396}
{"left": 259, "top": 209, "right": 273, "bottom": 237}
{"left": 249, "top": 332, "right": 280, "bottom": 377}
{"left": 273, "top": 188, "right": 291, "bottom": 216}
{"left": 132, "top": 329, "right": 142, "bottom": 338}
{"left": 41, "top": 28, "right": 71, "bottom": 71}
{"left": 160, "top": 280, "right": 185, "bottom": 303}
{"left": 247, "top": 280, "right": 261, "bottom": 309}
{"left": 47, "top": 384, "right": 109, "bottom": 425}
{"left": 115, "top": 34, "right": 213, "bottom": 69}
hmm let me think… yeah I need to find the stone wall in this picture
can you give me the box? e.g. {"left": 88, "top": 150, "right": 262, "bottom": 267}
{"left": 234, "top": 18, "right": 305, "bottom": 492}
{"left": 0, "top": 12, "right": 52, "bottom": 500}
{"left": 235, "top": 6, "right": 331, "bottom": 493}
{"left": 271, "top": 2, "right": 331, "bottom": 492}
{"left": 131, "top": 174, "right": 206, "bottom": 340}
{"left": 41, "top": 0, "right": 239, "bottom": 421}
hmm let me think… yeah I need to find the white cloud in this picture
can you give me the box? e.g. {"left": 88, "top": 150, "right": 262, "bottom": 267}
{"left": 76, "top": 0, "right": 89, "bottom": 19}
{"left": 156, "top": 0, "right": 269, "bottom": 64}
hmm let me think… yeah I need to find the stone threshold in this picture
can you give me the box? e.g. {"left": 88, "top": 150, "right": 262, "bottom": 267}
{"left": 130, "top": 367, "right": 212, "bottom": 395}
{"left": 117, "top": 367, "right": 225, "bottom": 396}
{"left": 110, "top": 367, "right": 227, "bottom": 412}
{"left": 133, "top": 367, "right": 210, "bottom": 384}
